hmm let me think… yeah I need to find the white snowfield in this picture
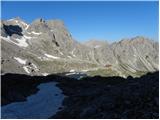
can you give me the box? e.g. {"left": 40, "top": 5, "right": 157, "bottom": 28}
{"left": 1, "top": 36, "right": 28, "bottom": 47}
{"left": 44, "top": 54, "right": 60, "bottom": 59}
{"left": 1, "top": 82, "right": 65, "bottom": 119}
{"left": 14, "top": 57, "right": 27, "bottom": 65}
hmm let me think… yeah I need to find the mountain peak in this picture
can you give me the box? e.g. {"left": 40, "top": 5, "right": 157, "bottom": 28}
{"left": 31, "top": 18, "right": 46, "bottom": 24}
{"left": 46, "top": 19, "right": 65, "bottom": 29}
{"left": 118, "top": 36, "right": 152, "bottom": 45}
{"left": 14, "top": 16, "right": 22, "bottom": 21}
{"left": 7, "top": 17, "right": 24, "bottom": 22}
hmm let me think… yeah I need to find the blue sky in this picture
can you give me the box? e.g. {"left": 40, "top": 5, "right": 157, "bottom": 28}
{"left": 1, "top": 1, "right": 158, "bottom": 42}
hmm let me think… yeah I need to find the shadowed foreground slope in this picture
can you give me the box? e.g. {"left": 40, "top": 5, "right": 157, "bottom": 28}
{"left": 1, "top": 71, "right": 159, "bottom": 119}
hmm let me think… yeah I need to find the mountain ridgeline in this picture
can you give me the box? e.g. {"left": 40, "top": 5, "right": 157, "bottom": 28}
{"left": 1, "top": 17, "right": 159, "bottom": 77}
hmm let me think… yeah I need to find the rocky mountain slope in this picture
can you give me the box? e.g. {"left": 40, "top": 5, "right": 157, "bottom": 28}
{"left": 1, "top": 17, "right": 159, "bottom": 77}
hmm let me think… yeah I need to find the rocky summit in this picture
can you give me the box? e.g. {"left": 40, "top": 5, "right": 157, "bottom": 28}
{"left": 1, "top": 17, "right": 159, "bottom": 77}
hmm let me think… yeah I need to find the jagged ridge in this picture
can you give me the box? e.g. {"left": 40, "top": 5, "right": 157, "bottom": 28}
{"left": 1, "top": 17, "right": 159, "bottom": 77}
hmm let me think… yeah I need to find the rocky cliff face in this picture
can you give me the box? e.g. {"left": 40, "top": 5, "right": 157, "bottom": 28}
{"left": 111, "top": 37, "right": 159, "bottom": 73}
{"left": 1, "top": 17, "right": 159, "bottom": 77}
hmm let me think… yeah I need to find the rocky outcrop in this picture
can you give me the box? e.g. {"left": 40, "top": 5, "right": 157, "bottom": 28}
{"left": 111, "top": 36, "right": 159, "bottom": 72}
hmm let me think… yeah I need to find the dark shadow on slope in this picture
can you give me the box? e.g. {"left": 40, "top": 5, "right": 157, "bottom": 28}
{"left": 52, "top": 71, "right": 159, "bottom": 119}
{"left": 3, "top": 24, "right": 23, "bottom": 36}
{"left": 1, "top": 71, "right": 159, "bottom": 119}
{"left": 1, "top": 73, "right": 76, "bottom": 106}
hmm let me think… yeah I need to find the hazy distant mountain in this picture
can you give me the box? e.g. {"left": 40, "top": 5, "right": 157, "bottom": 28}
{"left": 1, "top": 17, "right": 159, "bottom": 77}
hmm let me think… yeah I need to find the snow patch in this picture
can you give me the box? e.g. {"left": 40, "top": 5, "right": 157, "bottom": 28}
{"left": 70, "top": 69, "right": 75, "bottom": 72}
{"left": 31, "top": 31, "right": 42, "bottom": 35}
{"left": 72, "top": 54, "right": 76, "bottom": 57}
{"left": 67, "top": 56, "right": 72, "bottom": 59}
{"left": 1, "top": 82, "right": 65, "bottom": 119}
{"left": 37, "top": 56, "right": 50, "bottom": 61}
{"left": 23, "top": 35, "right": 32, "bottom": 39}
{"left": 14, "top": 20, "right": 22, "bottom": 26}
{"left": 14, "top": 37, "right": 28, "bottom": 47}
{"left": 31, "top": 63, "right": 39, "bottom": 71}
{"left": 1, "top": 36, "right": 29, "bottom": 48}
{"left": 37, "top": 56, "right": 43, "bottom": 60}
{"left": 22, "top": 63, "right": 39, "bottom": 74}
{"left": 71, "top": 48, "right": 76, "bottom": 57}
{"left": 14, "top": 57, "right": 27, "bottom": 65}
{"left": 42, "top": 73, "right": 49, "bottom": 76}
{"left": 59, "top": 51, "right": 64, "bottom": 55}
{"left": 25, "top": 25, "right": 29, "bottom": 30}
{"left": 44, "top": 54, "right": 60, "bottom": 59}
{"left": 65, "top": 72, "right": 88, "bottom": 79}
{"left": 81, "top": 69, "right": 89, "bottom": 72}
{"left": 65, "top": 72, "right": 76, "bottom": 76}
{"left": 20, "top": 21, "right": 28, "bottom": 27}
{"left": 23, "top": 66, "right": 30, "bottom": 74}
{"left": 1, "top": 36, "right": 12, "bottom": 43}
{"left": 15, "top": 20, "right": 18, "bottom": 24}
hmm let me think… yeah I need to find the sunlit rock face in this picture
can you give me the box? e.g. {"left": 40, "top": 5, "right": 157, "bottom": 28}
{"left": 1, "top": 17, "right": 159, "bottom": 76}
{"left": 111, "top": 36, "right": 159, "bottom": 72}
